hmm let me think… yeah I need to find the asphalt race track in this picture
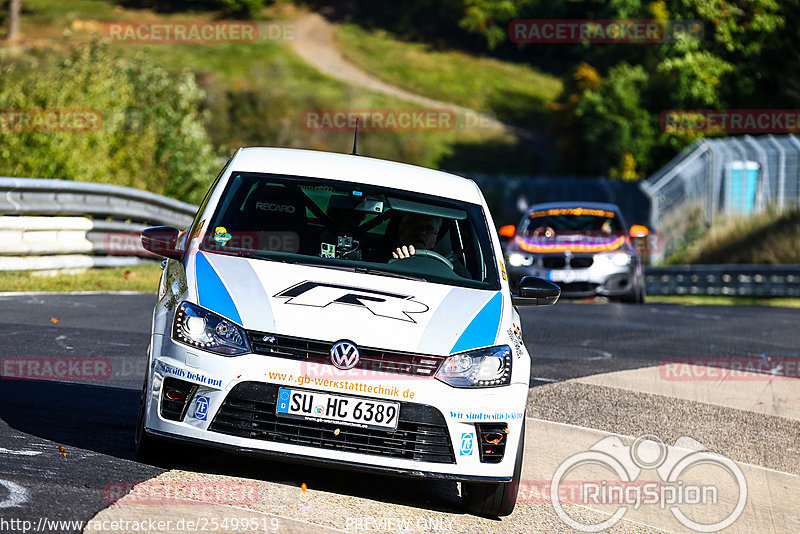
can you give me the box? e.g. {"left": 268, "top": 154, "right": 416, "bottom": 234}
{"left": 1, "top": 293, "right": 798, "bottom": 533}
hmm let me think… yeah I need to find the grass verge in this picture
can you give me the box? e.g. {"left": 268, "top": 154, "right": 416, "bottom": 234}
{"left": 0, "top": 264, "right": 162, "bottom": 293}
{"left": 668, "top": 208, "right": 800, "bottom": 265}
{"left": 646, "top": 295, "right": 800, "bottom": 308}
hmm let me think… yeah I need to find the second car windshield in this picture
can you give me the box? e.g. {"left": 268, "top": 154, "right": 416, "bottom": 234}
{"left": 198, "top": 172, "right": 500, "bottom": 290}
{"left": 519, "top": 207, "right": 623, "bottom": 238}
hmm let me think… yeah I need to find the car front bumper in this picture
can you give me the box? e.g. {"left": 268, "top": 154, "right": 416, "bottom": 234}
{"left": 143, "top": 335, "right": 528, "bottom": 481}
{"left": 508, "top": 260, "right": 636, "bottom": 298}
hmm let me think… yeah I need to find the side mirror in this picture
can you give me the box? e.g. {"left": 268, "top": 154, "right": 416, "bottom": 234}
{"left": 512, "top": 276, "right": 560, "bottom": 306}
{"left": 141, "top": 226, "right": 181, "bottom": 259}
{"left": 629, "top": 224, "right": 650, "bottom": 238}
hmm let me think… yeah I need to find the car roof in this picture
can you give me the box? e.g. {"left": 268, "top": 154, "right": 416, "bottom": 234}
{"left": 527, "top": 201, "right": 622, "bottom": 213}
{"left": 229, "top": 147, "right": 483, "bottom": 204}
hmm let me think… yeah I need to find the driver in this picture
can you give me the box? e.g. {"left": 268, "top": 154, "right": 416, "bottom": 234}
{"left": 392, "top": 213, "right": 442, "bottom": 259}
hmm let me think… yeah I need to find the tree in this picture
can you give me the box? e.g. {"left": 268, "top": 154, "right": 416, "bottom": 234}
{"left": 0, "top": 43, "right": 220, "bottom": 203}
{"left": 7, "top": 0, "right": 20, "bottom": 41}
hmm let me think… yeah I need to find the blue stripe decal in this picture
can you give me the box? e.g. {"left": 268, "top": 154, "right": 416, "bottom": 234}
{"left": 450, "top": 292, "right": 503, "bottom": 354}
{"left": 195, "top": 252, "right": 242, "bottom": 325}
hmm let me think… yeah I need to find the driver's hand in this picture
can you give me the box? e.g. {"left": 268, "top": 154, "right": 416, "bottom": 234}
{"left": 392, "top": 245, "right": 416, "bottom": 259}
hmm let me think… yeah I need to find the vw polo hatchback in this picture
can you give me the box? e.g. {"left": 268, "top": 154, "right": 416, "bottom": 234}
{"left": 137, "top": 147, "right": 559, "bottom": 516}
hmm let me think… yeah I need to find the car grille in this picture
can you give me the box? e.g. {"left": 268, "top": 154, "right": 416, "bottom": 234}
{"left": 208, "top": 382, "right": 456, "bottom": 464}
{"left": 557, "top": 282, "right": 599, "bottom": 293}
{"left": 570, "top": 256, "right": 594, "bottom": 268}
{"left": 247, "top": 331, "right": 446, "bottom": 377}
{"left": 542, "top": 256, "right": 566, "bottom": 269}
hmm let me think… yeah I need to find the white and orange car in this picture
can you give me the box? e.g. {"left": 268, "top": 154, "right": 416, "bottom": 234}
{"left": 505, "top": 202, "right": 646, "bottom": 303}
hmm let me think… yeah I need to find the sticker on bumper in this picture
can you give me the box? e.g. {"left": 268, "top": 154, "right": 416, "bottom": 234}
{"left": 192, "top": 396, "right": 209, "bottom": 420}
{"left": 459, "top": 433, "right": 474, "bottom": 456}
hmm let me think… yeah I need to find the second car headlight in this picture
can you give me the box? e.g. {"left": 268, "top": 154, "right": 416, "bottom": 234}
{"left": 173, "top": 301, "right": 250, "bottom": 356}
{"left": 508, "top": 253, "right": 533, "bottom": 267}
{"left": 610, "top": 252, "right": 632, "bottom": 266}
{"left": 435, "top": 345, "right": 512, "bottom": 387}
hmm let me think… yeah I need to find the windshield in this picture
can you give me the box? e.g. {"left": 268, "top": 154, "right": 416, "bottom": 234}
{"left": 518, "top": 207, "right": 624, "bottom": 239}
{"left": 197, "top": 172, "right": 500, "bottom": 290}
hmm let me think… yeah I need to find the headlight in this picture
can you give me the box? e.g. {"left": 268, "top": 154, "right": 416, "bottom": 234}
{"left": 173, "top": 301, "right": 250, "bottom": 356}
{"left": 610, "top": 253, "right": 632, "bottom": 266}
{"left": 435, "top": 346, "right": 512, "bottom": 387}
{"left": 508, "top": 253, "right": 533, "bottom": 267}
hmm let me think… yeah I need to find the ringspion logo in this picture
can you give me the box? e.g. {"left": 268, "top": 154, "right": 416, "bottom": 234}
{"left": 549, "top": 435, "right": 747, "bottom": 532}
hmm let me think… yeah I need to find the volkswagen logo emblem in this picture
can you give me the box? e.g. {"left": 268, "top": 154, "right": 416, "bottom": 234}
{"left": 330, "top": 341, "right": 360, "bottom": 370}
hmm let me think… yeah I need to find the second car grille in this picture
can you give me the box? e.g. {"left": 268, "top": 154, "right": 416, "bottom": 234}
{"left": 570, "top": 256, "right": 594, "bottom": 268}
{"left": 209, "top": 382, "right": 456, "bottom": 464}
{"left": 542, "top": 256, "right": 566, "bottom": 269}
{"left": 541, "top": 255, "right": 594, "bottom": 269}
{"left": 247, "top": 331, "right": 446, "bottom": 377}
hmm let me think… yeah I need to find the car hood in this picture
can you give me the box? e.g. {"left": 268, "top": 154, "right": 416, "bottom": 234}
{"left": 190, "top": 251, "right": 503, "bottom": 355}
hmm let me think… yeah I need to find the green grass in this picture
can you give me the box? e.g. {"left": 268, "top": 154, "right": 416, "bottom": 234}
{"left": 337, "top": 23, "right": 562, "bottom": 127}
{"left": 646, "top": 295, "right": 800, "bottom": 308}
{"left": 0, "top": 264, "right": 162, "bottom": 293}
{"left": 668, "top": 208, "right": 800, "bottom": 265}
{"left": 2, "top": 1, "right": 539, "bottom": 174}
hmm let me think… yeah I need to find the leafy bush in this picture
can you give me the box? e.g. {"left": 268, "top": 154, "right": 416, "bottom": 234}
{"left": 0, "top": 43, "right": 220, "bottom": 204}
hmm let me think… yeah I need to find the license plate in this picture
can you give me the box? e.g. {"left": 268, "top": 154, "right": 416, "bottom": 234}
{"left": 276, "top": 388, "right": 400, "bottom": 430}
{"left": 548, "top": 269, "right": 590, "bottom": 283}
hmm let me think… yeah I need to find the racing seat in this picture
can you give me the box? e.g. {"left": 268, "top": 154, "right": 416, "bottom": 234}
{"left": 236, "top": 183, "right": 309, "bottom": 254}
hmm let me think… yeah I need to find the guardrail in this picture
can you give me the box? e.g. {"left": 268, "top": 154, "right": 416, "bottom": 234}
{"left": 2, "top": 177, "right": 799, "bottom": 295}
{"left": 645, "top": 265, "right": 800, "bottom": 298}
{"left": 0, "top": 177, "right": 197, "bottom": 271}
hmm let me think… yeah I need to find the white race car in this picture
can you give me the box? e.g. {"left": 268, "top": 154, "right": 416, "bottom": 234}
{"left": 136, "top": 147, "right": 559, "bottom": 516}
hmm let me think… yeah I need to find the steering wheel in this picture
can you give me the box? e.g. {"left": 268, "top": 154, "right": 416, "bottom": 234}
{"left": 390, "top": 249, "right": 454, "bottom": 269}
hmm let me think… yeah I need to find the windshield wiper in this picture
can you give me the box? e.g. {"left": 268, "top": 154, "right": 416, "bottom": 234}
{"left": 353, "top": 266, "right": 427, "bottom": 282}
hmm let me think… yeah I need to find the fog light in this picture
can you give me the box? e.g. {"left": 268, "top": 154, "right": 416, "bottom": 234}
{"left": 160, "top": 377, "right": 198, "bottom": 421}
{"left": 483, "top": 432, "right": 505, "bottom": 445}
{"left": 476, "top": 423, "right": 508, "bottom": 463}
{"left": 165, "top": 388, "right": 186, "bottom": 402}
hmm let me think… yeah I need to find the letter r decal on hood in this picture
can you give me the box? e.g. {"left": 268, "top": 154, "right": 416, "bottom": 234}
{"left": 274, "top": 281, "right": 429, "bottom": 322}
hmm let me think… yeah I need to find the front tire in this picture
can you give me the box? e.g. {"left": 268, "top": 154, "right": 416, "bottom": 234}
{"left": 462, "top": 419, "right": 525, "bottom": 517}
{"left": 620, "top": 267, "right": 646, "bottom": 304}
{"left": 134, "top": 374, "right": 159, "bottom": 460}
